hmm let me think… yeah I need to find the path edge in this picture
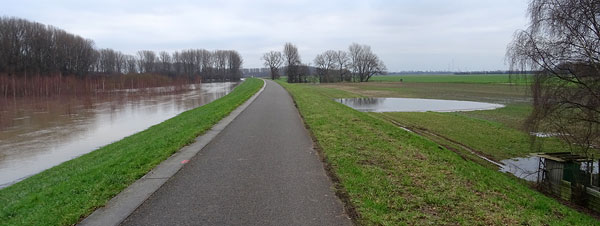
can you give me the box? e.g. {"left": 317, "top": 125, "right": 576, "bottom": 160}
{"left": 275, "top": 81, "right": 360, "bottom": 225}
{"left": 78, "top": 79, "right": 266, "bottom": 226}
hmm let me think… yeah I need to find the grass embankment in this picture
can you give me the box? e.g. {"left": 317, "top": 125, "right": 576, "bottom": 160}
{"left": 370, "top": 74, "right": 530, "bottom": 84}
{"left": 379, "top": 106, "right": 569, "bottom": 161}
{"left": 279, "top": 81, "right": 596, "bottom": 225}
{"left": 0, "top": 78, "right": 263, "bottom": 226}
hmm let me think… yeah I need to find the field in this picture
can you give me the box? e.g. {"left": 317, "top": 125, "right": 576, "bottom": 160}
{"left": 370, "top": 74, "right": 531, "bottom": 85}
{"left": 278, "top": 80, "right": 597, "bottom": 225}
{"left": 0, "top": 79, "right": 263, "bottom": 226}
{"left": 378, "top": 107, "right": 568, "bottom": 161}
{"left": 319, "top": 74, "right": 566, "bottom": 163}
{"left": 324, "top": 80, "right": 529, "bottom": 104}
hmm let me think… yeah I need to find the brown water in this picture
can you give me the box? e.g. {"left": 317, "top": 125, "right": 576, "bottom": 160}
{"left": 0, "top": 82, "right": 238, "bottom": 188}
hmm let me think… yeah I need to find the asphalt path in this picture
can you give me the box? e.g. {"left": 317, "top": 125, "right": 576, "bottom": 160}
{"left": 121, "top": 79, "right": 352, "bottom": 226}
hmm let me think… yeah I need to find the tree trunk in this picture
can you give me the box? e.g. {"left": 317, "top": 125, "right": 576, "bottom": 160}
{"left": 12, "top": 74, "right": 16, "bottom": 100}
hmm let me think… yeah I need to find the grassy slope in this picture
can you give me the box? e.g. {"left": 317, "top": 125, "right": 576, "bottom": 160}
{"left": 380, "top": 109, "right": 569, "bottom": 160}
{"left": 279, "top": 81, "right": 596, "bottom": 225}
{"left": 370, "top": 74, "right": 530, "bottom": 84}
{"left": 0, "top": 78, "right": 263, "bottom": 226}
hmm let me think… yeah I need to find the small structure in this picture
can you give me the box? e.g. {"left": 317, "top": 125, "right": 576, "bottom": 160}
{"left": 534, "top": 152, "right": 600, "bottom": 212}
{"left": 535, "top": 153, "right": 593, "bottom": 186}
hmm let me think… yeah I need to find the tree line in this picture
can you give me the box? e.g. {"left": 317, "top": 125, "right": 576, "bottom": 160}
{"left": 0, "top": 17, "right": 242, "bottom": 82}
{"left": 96, "top": 48, "right": 242, "bottom": 82}
{"left": 262, "top": 42, "right": 386, "bottom": 83}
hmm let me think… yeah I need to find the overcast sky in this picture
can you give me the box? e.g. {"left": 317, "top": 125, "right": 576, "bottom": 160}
{"left": 2, "top": 0, "right": 529, "bottom": 71}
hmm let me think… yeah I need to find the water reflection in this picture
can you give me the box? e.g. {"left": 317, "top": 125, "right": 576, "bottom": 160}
{"left": 336, "top": 98, "right": 504, "bottom": 112}
{"left": 500, "top": 156, "right": 599, "bottom": 182}
{"left": 500, "top": 157, "right": 541, "bottom": 181}
{"left": 0, "top": 82, "right": 238, "bottom": 188}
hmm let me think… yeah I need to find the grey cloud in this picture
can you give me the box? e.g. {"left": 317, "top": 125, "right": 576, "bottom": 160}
{"left": 1, "top": 0, "right": 528, "bottom": 71}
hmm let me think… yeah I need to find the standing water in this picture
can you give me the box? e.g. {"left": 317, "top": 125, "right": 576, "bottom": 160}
{"left": 0, "top": 82, "right": 238, "bottom": 188}
{"left": 336, "top": 98, "right": 504, "bottom": 112}
{"left": 500, "top": 157, "right": 541, "bottom": 181}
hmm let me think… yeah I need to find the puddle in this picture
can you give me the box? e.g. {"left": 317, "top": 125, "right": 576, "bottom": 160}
{"left": 500, "top": 156, "right": 541, "bottom": 181}
{"left": 530, "top": 132, "right": 560, "bottom": 138}
{"left": 336, "top": 98, "right": 504, "bottom": 112}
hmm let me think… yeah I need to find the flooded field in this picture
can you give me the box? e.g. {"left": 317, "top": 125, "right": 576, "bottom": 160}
{"left": 0, "top": 82, "right": 238, "bottom": 188}
{"left": 336, "top": 97, "right": 504, "bottom": 112}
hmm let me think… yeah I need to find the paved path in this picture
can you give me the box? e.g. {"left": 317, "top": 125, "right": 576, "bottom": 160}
{"left": 121, "top": 80, "right": 352, "bottom": 226}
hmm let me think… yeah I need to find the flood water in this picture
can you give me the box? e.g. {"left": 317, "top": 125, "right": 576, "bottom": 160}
{"left": 336, "top": 98, "right": 504, "bottom": 112}
{"left": 500, "top": 157, "right": 541, "bottom": 181}
{"left": 0, "top": 82, "right": 238, "bottom": 188}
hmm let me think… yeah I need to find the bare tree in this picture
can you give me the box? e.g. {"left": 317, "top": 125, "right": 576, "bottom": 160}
{"left": 97, "top": 48, "right": 127, "bottom": 74}
{"left": 262, "top": 51, "right": 283, "bottom": 80}
{"left": 137, "top": 50, "right": 156, "bottom": 74}
{"left": 158, "top": 51, "right": 172, "bottom": 76}
{"left": 348, "top": 43, "right": 386, "bottom": 82}
{"left": 283, "top": 43, "right": 302, "bottom": 83}
{"left": 227, "top": 50, "right": 243, "bottom": 81}
{"left": 114, "top": 51, "right": 126, "bottom": 74}
{"left": 314, "top": 50, "right": 337, "bottom": 83}
{"left": 334, "top": 50, "right": 350, "bottom": 82}
{"left": 507, "top": 0, "right": 600, "bottom": 159}
{"left": 0, "top": 17, "right": 97, "bottom": 77}
{"left": 200, "top": 49, "right": 213, "bottom": 79}
{"left": 124, "top": 55, "right": 137, "bottom": 74}
{"left": 213, "top": 50, "right": 228, "bottom": 80}
{"left": 0, "top": 16, "right": 244, "bottom": 88}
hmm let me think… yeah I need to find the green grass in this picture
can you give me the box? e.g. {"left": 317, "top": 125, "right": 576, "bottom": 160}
{"left": 323, "top": 82, "right": 530, "bottom": 104}
{"left": 379, "top": 106, "right": 569, "bottom": 160}
{"left": 278, "top": 81, "right": 597, "bottom": 225}
{"left": 370, "top": 74, "right": 531, "bottom": 85}
{"left": 0, "top": 78, "right": 263, "bottom": 226}
{"left": 322, "top": 79, "right": 572, "bottom": 161}
{"left": 459, "top": 104, "right": 532, "bottom": 131}
{"left": 320, "top": 80, "right": 552, "bottom": 161}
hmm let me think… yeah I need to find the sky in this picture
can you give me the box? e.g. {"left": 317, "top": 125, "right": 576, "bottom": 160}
{"left": 1, "top": 0, "right": 530, "bottom": 71}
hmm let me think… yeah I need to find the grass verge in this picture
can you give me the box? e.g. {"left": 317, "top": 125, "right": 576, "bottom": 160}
{"left": 0, "top": 78, "right": 263, "bottom": 226}
{"left": 278, "top": 81, "right": 597, "bottom": 225}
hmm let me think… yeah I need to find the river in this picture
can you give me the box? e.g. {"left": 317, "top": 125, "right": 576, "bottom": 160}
{"left": 0, "top": 82, "right": 238, "bottom": 188}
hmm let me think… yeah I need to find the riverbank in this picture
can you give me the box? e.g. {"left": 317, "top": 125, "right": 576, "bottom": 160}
{"left": 0, "top": 78, "right": 263, "bottom": 226}
{"left": 0, "top": 82, "right": 238, "bottom": 188}
{"left": 278, "top": 81, "right": 597, "bottom": 225}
